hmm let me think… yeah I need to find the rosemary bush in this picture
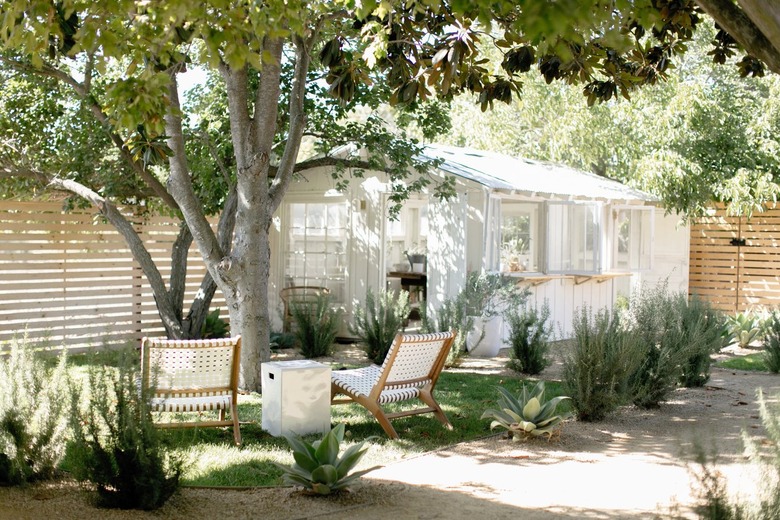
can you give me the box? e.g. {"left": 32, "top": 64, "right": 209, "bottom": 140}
{"left": 292, "top": 293, "right": 341, "bottom": 358}
{"left": 68, "top": 350, "right": 182, "bottom": 510}
{"left": 563, "top": 307, "right": 639, "bottom": 421}
{"left": 0, "top": 338, "right": 70, "bottom": 485}
{"left": 505, "top": 303, "right": 552, "bottom": 375}
{"left": 624, "top": 284, "right": 696, "bottom": 408}
{"left": 762, "top": 309, "right": 780, "bottom": 374}
{"left": 350, "top": 288, "right": 410, "bottom": 364}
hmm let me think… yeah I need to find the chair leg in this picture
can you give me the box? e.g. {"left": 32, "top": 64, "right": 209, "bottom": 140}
{"left": 419, "top": 388, "right": 453, "bottom": 430}
{"left": 230, "top": 401, "right": 241, "bottom": 445}
{"left": 351, "top": 395, "right": 399, "bottom": 439}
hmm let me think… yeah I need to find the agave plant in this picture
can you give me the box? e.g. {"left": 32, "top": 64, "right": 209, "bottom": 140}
{"left": 481, "top": 381, "right": 571, "bottom": 441}
{"left": 275, "top": 424, "right": 379, "bottom": 495}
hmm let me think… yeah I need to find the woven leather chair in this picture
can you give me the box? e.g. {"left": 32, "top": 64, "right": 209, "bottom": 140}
{"left": 140, "top": 336, "right": 242, "bottom": 445}
{"left": 330, "top": 331, "right": 455, "bottom": 439}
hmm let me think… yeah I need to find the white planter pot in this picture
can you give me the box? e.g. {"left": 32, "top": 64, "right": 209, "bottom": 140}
{"left": 466, "top": 315, "right": 504, "bottom": 357}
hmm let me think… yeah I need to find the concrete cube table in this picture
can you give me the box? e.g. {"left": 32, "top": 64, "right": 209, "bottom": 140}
{"left": 261, "top": 360, "right": 331, "bottom": 437}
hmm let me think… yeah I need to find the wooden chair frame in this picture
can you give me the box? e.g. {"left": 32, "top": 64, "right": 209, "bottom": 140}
{"left": 140, "top": 336, "right": 242, "bottom": 445}
{"left": 330, "top": 331, "right": 456, "bottom": 439}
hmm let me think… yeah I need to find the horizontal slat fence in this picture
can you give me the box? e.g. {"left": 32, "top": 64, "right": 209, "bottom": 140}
{"left": 0, "top": 200, "right": 228, "bottom": 352}
{"left": 689, "top": 204, "right": 780, "bottom": 313}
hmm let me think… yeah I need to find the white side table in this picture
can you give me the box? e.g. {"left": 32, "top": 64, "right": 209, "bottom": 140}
{"left": 261, "top": 360, "right": 332, "bottom": 437}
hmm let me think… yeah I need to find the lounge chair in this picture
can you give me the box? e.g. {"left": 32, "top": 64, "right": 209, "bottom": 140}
{"left": 140, "top": 336, "right": 242, "bottom": 445}
{"left": 330, "top": 331, "right": 456, "bottom": 439}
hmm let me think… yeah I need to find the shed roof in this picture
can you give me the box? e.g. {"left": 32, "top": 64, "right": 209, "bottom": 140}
{"left": 422, "top": 144, "right": 656, "bottom": 202}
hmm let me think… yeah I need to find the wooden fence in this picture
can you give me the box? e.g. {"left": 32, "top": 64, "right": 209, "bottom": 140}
{"left": 0, "top": 200, "right": 227, "bottom": 351}
{"left": 689, "top": 204, "right": 780, "bottom": 313}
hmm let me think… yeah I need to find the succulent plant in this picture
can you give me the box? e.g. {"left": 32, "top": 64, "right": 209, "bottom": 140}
{"left": 275, "top": 424, "right": 379, "bottom": 495}
{"left": 481, "top": 381, "right": 571, "bottom": 441}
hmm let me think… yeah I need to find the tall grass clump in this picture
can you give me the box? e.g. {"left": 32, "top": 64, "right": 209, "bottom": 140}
{"left": 563, "top": 307, "right": 639, "bottom": 421}
{"left": 0, "top": 338, "right": 70, "bottom": 485}
{"left": 505, "top": 303, "right": 552, "bottom": 375}
{"left": 678, "top": 296, "right": 726, "bottom": 387}
{"left": 291, "top": 293, "right": 340, "bottom": 358}
{"left": 350, "top": 288, "right": 410, "bottom": 364}
{"left": 762, "top": 309, "right": 780, "bottom": 373}
{"left": 68, "top": 350, "right": 182, "bottom": 510}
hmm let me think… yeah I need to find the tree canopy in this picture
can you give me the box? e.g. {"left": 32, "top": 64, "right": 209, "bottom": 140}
{"left": 1, "top": 0, "right": 778, "bottom": 389}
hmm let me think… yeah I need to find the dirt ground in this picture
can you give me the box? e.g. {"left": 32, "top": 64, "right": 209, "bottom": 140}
{"left": 2, "top": 344, "right": 779, "bottom": 520}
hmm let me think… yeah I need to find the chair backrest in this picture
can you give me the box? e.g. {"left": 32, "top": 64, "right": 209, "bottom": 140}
{"left": 377, "top": 331, "right": 455, "bottom": 390}
{"left": 140, "top": 336, "right": 241, "bottom": 394}
{"left": 280, "top": 286, "right": 330, "bottom": 331}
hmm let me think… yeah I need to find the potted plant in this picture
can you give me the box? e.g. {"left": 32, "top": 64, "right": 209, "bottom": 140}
{"left": 404, "top": 243, "right": 427, "bottom": 273}
{"left": 461, "top": 272, "right": 529, "bottom": 356}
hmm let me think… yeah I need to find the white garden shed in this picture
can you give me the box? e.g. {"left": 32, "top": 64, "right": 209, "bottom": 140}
{"left": 267, "top": 144, "right": 689, "bottom": 353}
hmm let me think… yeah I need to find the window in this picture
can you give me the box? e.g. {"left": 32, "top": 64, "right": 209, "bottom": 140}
{"left": 547, "top": 202, "right": 601, "bottom": 273}
{"left": 283, "top": 201, "right": 348, "bottom": 303}
{"left": 385, "top": 198, "right": 428, "bottom": 272}
{"left": 499, "top": 200, "right": 542, "bottom": 272}
{"left": 613, "top": 206, "right": 653, "bottom": 271}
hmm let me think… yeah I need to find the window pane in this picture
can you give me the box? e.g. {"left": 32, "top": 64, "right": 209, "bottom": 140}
{"left": 500, "top": 200, "right": 541, "bottom": 272}
{"left": 614, "top": 207, "right": 653, "bottom": 271}
{"left": 547, "top": 202, "right": 600, "bottom": 273}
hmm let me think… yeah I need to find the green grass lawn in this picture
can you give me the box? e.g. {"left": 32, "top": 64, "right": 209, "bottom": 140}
{"left": 715, "top": 352, "right": 768, "bottom": 372}
{"left": 61, "top": 362, "right": 566, "bottom": 488}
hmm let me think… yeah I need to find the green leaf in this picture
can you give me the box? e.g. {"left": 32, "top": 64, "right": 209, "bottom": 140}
{"left": 311, "top": 464, "right": 339, "bottom": 485}
{"left": 522, "top": 397, "right": 541, "bottom": 421}
{"left": 335, "top": 443, "right": 368, "bottom": 478}
{"left": 314, "top": 429, "right": 340, "bottom": 465}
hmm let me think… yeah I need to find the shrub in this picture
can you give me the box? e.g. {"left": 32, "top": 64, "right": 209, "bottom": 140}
{"left": 201, "top": 308, "right": 229, "bottom": 339}
{"left": 679, "top": 296, "right": 726, "bottom": 388}
{"left": 424, "top": 296, "right": 470, "bottom": 366}
{"left": 762, "top": 309, "right": 780, "bottom": 373}
{"left": 274, "top": 424, "right": 379, "bottom": 495}
{"left": 68, "top": 350, "right": 182, "bottom": 510}
{"left": 624, "top": 284, "right": 696, "bottom": 408}
{"left": 350, "top": 288, "right": 410, "bottom": 364}
{"left": 563, "top": 307, "right": 640, "bottom": 421}
{"left": 505, "top": 303, "right": 552, "bottom": 375}
{"left": 0, "top": 338, "right": 70, "bottom": 485}
{"left": 291, "top": 293, "right": 341, "bottom": 358}
{"left": 270, "top": 331, "right": 296, "bottom": 350}
{"left": 481, "top": 381, "right": 570, "bottom": 441}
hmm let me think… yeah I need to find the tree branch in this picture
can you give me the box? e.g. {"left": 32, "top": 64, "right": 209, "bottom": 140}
{"left": 695, "top": 0, "right": 780, "bottom": 74}
{"left": 269, "top": 31, "right": 318, "bottom": 214}
{"left": 43, "top": 177, "right": 184, "bottom": 337}
{"left": 164, "top": 74, "right": 224, "bottom": 270}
